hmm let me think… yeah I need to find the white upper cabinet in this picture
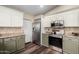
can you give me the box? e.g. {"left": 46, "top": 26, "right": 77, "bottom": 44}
{"left": 56, "top": 9, "right": 79, "bottom": 27}
{"left": 0, "top": 6, "right": 11, "bottom": 27}
{"left": 42, "top": 14, "right": 64, "bottom": 27}
{"left": 42, "top": 16, "right": 51, "bottom": 27}
{"left": 49, "top": 9, "right": 79, "bottom": 27}
{"left": 10, "top": 9, "right": 23, "bottom": 27}
{"left": 63, "top": 10, "right": 79, "bottom": 27}
{"left": 51, "top": 15, "right": 57, "bottom": 22}
{"left": 42, "top": 9, "right": 79, "bottom": 28}
{"left": 0, "top": 6, "right": 23, "bottom": 27}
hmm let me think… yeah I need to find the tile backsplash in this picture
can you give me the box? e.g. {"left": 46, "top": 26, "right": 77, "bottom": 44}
{"left": 0, "top": 27, "right": 24, "bottom": 35}
{"left": 2, "top": 27, "right": 79, "bottom": 36}
{"left": 44, "top": 27, "right": 79, "bottom": 36}
{"left": 64, "top": 27, "right": 79, "bottom": 36}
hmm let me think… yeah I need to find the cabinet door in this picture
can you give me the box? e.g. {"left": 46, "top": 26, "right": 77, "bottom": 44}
{"left": 4, "top": 37, "right": 16, "bottom": 53}
{"left": 50, "top": 15, "right": 56, "bottom": 22}
{"left": 0, "top": 39, "right": 4, "bottom": 53}
{"left": 63, "top": 10, "right": 79, "bottom": 27}
{"left": 0, "top": 6, "right": 23, "bottom": 27}
{"left": 63, "top": 37, "right": 79, "bottom": 54}
{"left": 0, "top": 6, "right": 11, "bottom": 27}
{"left": 42, "top": 34, "right": 49, "bottom": 47}
{"left": 16, "top": 35, "right": 25, "bottom": 50}
{"left": 11, "top": 9, "right": 23, "bottom": 27}
{"left": 42, "top": 16, "right": 51, "bottom": 27}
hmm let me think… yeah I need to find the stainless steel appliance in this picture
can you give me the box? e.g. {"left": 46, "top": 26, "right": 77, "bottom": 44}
{"left": 49, "top": 34, "right": 63, "bottom": 48}
{"left": 32, "top": 20, "right": 41, "bottom": 45}
{"left": 49, "top": 20, "right": 64, "bottom": 48}
{"left": 51, "top": 20, "right": 64, "bottom": 28}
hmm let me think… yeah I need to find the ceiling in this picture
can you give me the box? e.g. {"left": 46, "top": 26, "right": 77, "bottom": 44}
{"left": 4, "top": 5, "right": 58, "bottom": 16}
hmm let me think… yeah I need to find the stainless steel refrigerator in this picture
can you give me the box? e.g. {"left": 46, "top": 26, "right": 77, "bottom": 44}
{"left": 32, "top": 21, "right": 41, "bottom": 45}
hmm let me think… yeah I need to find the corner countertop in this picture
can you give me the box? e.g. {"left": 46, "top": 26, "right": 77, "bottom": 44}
{"left": 63, "top": 35, "right": 79, "bottom": 38}
{"left": 0, "top": 34, "right": 25, "bottom": 39}
{"left": 43, "top": 32, "right": 79, "bottom": 38}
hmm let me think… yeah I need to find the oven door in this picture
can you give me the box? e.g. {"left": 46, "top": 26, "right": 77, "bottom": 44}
{"left": 49, "top": 36, "right": 62, "bottom": 48}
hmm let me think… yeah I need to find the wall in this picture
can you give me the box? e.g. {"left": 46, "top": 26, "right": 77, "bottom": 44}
{"left": 23, "top": 19, "right": 32, "bottom": 43}
{"left": 23, "top": 12, "right": 33, "bottom": 43}
{"left": 34, "top": 15, "right": 41, "bottom": 19}
{"left": 24, "top": 14, "right": 34, "bottom": 22}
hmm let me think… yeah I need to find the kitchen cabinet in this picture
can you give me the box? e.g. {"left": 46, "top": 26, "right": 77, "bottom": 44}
{"left": 42, "top": 16, "right": 52, "bottom": 27}
{"left": 42, "top": 14, "right": 64, "bottom": 28}
{"left": 0, "top": 35, "right": 25, "bottom": 54}
{"left": 42, "top": 9, "right": 79, "bottom": 28}
{"left": 4, "top": 37, "right": 16, "bottom": 53}
{"left": 16, "top": 36, "right": 25, "bottom": 50}
{"left": 54, "top": 9, "right": 79, "bottom": 27}
{"left": 50, "top": 15, "right": 57, "bottom": 23}
{"left": 63, "top": 36, "right": 79, "bottom": 54}
{"left": 0, "top": 6, "right": 23, "bottom": 27}
{"left": 0, "top": 39, "right": 4, "bottom": 53}
{"left": 0, "top": 6, "right": 11, "bottom": 27}
{"left": 10, "top": 9, "right": 23, "bottom": 27}
{"left": 53, "top": 14, "right": 64, "bottom": 21}
{"left": 63, "top": 10, "right": 79, "bottom": 27}
{"left": 42, "top": 34, "right": 49, "bottom": 47}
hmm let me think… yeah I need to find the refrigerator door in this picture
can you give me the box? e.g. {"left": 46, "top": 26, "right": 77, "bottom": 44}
{"left": 32, "top": 22, "right": 41, "bottom": 45}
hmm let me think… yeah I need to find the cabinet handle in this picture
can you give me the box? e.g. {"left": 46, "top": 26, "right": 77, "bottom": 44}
{"left": 69, "top": 39, "right": 71, "bottom": 40}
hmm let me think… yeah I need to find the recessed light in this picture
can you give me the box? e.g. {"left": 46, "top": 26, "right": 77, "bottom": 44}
{"left": 40, "top": 5, "right": 44, "bottom": 8}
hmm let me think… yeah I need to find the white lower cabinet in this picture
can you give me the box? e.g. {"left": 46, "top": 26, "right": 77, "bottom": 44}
{"left": 63, "top": 36, "right": 79, "bottom": 54}
{"left": 42, "top": 34, "right": 49, "bottom": 47}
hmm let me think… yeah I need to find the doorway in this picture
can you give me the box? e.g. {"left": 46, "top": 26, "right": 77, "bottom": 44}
{"left": 23, "top": 19, "right": 32, "bottom": 43}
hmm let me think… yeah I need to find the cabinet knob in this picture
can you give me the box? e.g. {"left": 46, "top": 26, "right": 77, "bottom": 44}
{"left": 69, "top": 39, "right": 71, "bottom": 40}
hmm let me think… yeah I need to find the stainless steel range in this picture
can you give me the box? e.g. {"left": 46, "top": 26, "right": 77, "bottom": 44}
{"left": 49, "top": 34, "right": 63, "bottom": 48}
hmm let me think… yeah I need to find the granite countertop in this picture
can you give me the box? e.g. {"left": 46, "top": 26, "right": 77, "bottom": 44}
{"left": 0, "top": 33, "right": 25, "bottom": 39}
{"left": 50, "top": 34, "right": 79, "bottom": 38}
{"left": 63, "top": 35, "right": 79, "bottom": 38}
{"left": 43, "top": 33, "right": 79, "bottom": 38}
